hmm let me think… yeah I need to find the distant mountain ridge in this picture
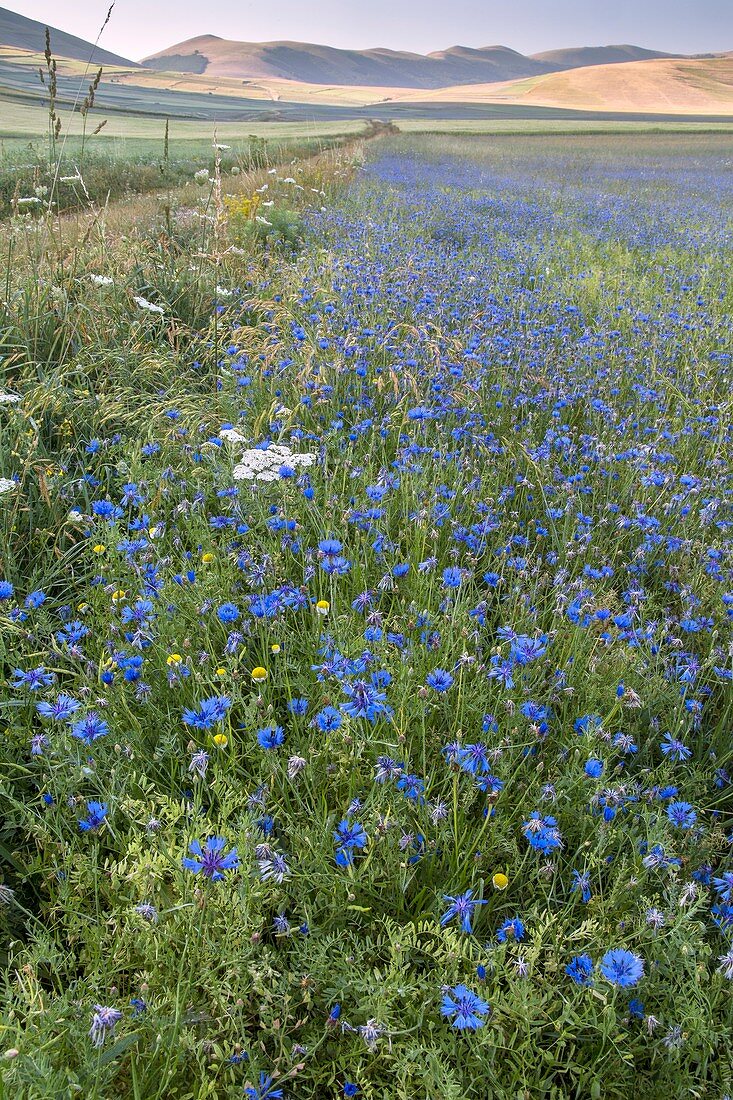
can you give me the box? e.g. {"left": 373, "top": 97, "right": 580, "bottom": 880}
{"left": 141, "top": 36, "right": 691, "bottom": 88}
{"left": 0, "top": 4, "right": 137, "bottom": 67}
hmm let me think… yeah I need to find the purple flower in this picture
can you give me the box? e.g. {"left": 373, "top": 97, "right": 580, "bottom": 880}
{"left": 89, "top": 1004, "right": 123, "bottom": 1047}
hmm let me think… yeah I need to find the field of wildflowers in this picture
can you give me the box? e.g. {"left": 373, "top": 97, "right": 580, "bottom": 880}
{"left": 1, "top": 131, "right": 732, "bottom": 1099}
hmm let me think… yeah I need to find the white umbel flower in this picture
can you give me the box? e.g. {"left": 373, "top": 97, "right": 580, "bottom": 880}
{"left": 133, "top": 296, "right": 164, "bottom": 315}
{"left": 220, "top": 432, "right": 316, "bottom": 483}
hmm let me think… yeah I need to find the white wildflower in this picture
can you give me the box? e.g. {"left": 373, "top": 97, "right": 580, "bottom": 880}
{"left": 287, "top": 755, "right": 307, "bottom": 779}
{"left": 0, "top": 478, "right": 17, "bottom": 496}
{"left": 0, "top": 393, "right": 20, "bottom": 405}
{"left": 220, "top": 434, "right": 316, "bottom": 483}
{"left": 133, "top": 296, "right": 164, "bottom": 316}
{"left": 90, "top": 274, "right": 114, "bottom": 286}
{"left": 717, "top": 950, "right": 733, "bottom": 979}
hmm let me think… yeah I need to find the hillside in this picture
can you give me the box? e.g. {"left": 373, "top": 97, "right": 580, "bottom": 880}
{"left": 393, "top": 57, "right": 733, "bottom": 115}
{"left": 531, "top": 44, "right": 677, "bottom": 68}
{"left": 0, "top": 4, "right": 136, "bottom": 67}
{"left": 142, "top": 36, "right": 688, "bottom": 88}
{"left": 142, "top": 36, "right": 558, "bottom": 86}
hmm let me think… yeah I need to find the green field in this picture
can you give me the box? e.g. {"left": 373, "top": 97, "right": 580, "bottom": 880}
{"left": 0, "top": 99, "right": 367, "bottom": 147}
{"left": 1, "top": 130, "right": 733, "bottom": 1099}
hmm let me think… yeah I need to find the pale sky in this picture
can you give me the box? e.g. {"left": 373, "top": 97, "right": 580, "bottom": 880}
{"left": 7, "top": 0, "right": 733, "bottom": 62}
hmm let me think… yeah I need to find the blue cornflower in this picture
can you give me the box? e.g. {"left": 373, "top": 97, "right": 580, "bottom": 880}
{"left": 182, "top": 695, "right": 231, "bottom": 730}
{"left": 79, "top": 801, "right": 108, "bottom": 832}
{"left": 487, "top": 655, "right": 515, "bottom": 689}
{"left": 584, "top": 759, "right": 604, "bottom": 778}
{"left": 216, "top": 602, "right": 240, "bottom": 623}
{"left": 713, "top": 872, "right": 733, "bottom": 901}
{"left": 566, "top": 954, "right": 594, "bottom": 986}
{"left": 287, "top": 697, "right": 309, "bottom": 716}
{"left": 426, "top": 668, "right": 454, "bottom": 692}
{"left": 0, "top": 581, "right": 14, "bottom": 599}
{"left": 522, "top": 812, "right": 563, "bottom": 854}
{"left": 440, "top": 984, "right": 490, "bottom": 1030}
{"left": 25, "top": 590, "right": 46, "bottom": 609}
{"left": 571, "top": 869, "right": 592, "bottom": 903}
{"left": 182, "top": 836, "right": 239, "bottom": 881}
{"left": 257, "top": 725, "right": 285, "bottom": 750}
{"left": 314, "top": 705, "right": 342, "bottom": 732}
{"left": 475, "top": 773, "right": 504, "bottom": 794}
{"left": 660, "top": 733, "right": 692, "bottom": 763}
{"left": 628, "top": 998, "right": 645, "bottom": 1019}
{"left": 374, "top": 755, "right": 402, "bottom": 782}
{"left": 340, "top": 677, "right": 391, "bottom": 722}
{"left": 244, "top": 1072, "right": 283, "bottom": 1100}
{"left": 333, "top": 818, "right": 368, "bottom": 866}
{"left": 440, "top": 889, "right": 486, "bottom": 934}
{"left": 321, "top": 554, "right": 351, "bottom": 576}
{"left": 457, "top": 743, "right": 490, "bottom": 774}
{"left": 599, "top": 949, "right": 644, "bottom": 987}
{"left": 11, "top": 666, "right": 55, "bottom": 691}
{"left": 92, "top": 499, "right": 122, "bottom": 521}
{"left": 36, "top": 694, "right": 81, "bottom": 721}
{"left": 509, "top": 634, "right": 547, "bottom": 665}
{"left": 318, "top": 538, "right": 343, "bottom": 556}
{"left": 343, "top": 1083, "right": 360, "bottom": 1098}
{"left": 442, "top": 566, "right": 462, "bottom": 588}
{"left": 496, "top": 916, "right": 525, "bottom": 943}
{"left": 666, "top": 801, "right": 697, "bottom": 829}
{"left": 71, "top": 711, "right": 110, "bottom": 744}
{"left": 395, "top": 773, "right": 425, "bottom": 801}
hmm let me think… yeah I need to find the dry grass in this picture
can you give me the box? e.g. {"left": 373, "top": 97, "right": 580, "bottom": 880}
{"left": 393, "top": 58, "right": 733, "bottom": 115}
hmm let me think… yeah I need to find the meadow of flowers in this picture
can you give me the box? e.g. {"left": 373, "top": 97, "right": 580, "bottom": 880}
{"left": 1, "top": 132, "right": 732, "bottom": 1099}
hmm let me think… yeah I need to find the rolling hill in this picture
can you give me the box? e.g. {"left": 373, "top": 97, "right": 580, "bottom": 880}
{"left": 0, "top": 4, "right": 136, "bottom": 67}
{"left": 0, "top": 5, "right": 731, "bottom": 124}
{"left": 392, "top": 57, "right": 733, "bottom": 115}
{"left": 141, "top": 36, "right": 688, "bottom": 88}
{"left": 531, "top": 44, "right": 677, "bottom": 69}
